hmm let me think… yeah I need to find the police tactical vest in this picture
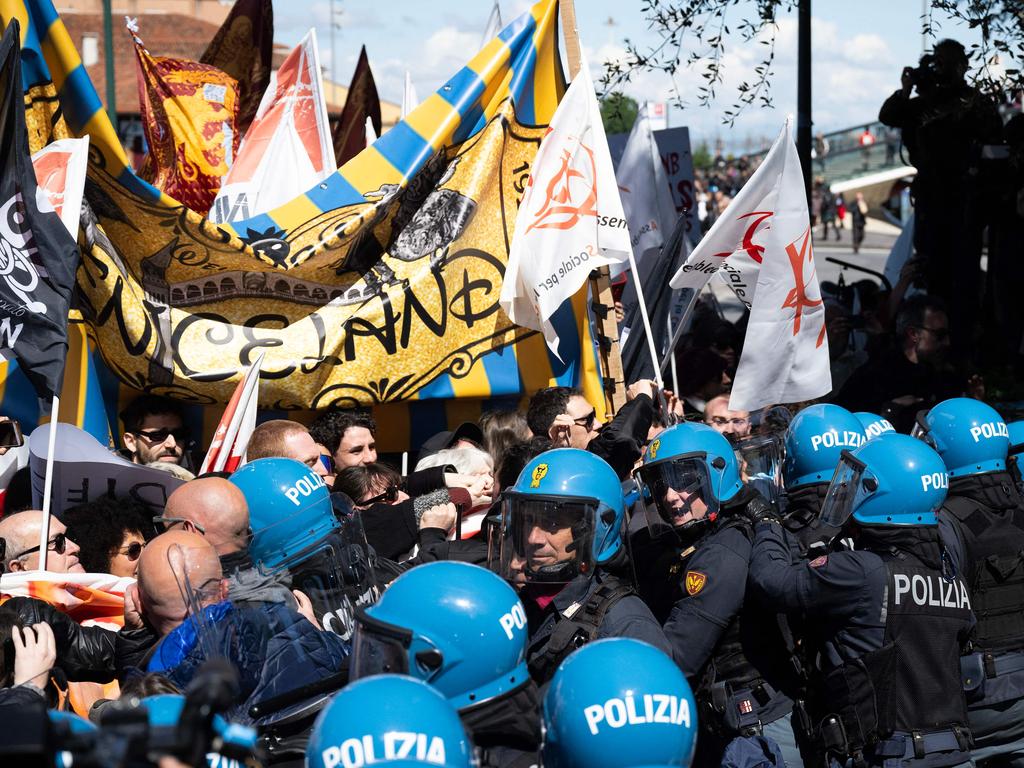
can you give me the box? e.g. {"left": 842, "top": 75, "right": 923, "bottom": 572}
{"left": 945, "top": 494, "right": 1024, "bottom": 654}
{"left": 527, "top": 574, "right": 636, "bottom": 683}
{"left": 821, "top": 553, "right": 972, "bottom": 752}
{"left": 693, "top": 511, "right": 795, "bottom": 735}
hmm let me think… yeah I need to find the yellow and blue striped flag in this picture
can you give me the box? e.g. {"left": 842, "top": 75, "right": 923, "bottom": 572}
{"left": 0, "top": 0, "right": 612, "bottom": 451}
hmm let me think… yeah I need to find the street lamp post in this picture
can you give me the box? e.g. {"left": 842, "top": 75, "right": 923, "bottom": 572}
{"left": 103, "top": 0, "right": 117, "bottom": 132}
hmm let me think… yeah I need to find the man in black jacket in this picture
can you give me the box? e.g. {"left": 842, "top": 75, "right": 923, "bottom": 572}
{"left": 526, "top": 380, "right": 656, "bottom": 480}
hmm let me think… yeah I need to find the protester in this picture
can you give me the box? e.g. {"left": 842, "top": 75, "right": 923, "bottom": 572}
{"left": 309, "top": 409, "right": 378, "bottom": 470}
{"left": 157, "top": 477, "right": 250, "bottom": 559}
{"left": 674, "top": 347, "right": 732, "bottom": 416}
{"left": 702, "top": 394, "right": 751, "bottom": 441}
{"left": 63, "top": 498, "right": 154, "bottom": 578}
{"left": 479, "top": 410, "right": 532, "bottom": 476}
{"left": 0, "top": 511, "right": 84, "bottom": 573}
{"left": 835, "top": 294, "right": 964, "bottom": 430}
{"left": 245, "top": 419, "right": 329, "bottom": 478}
{"left": 119, "top": 395, "right": 189, "bottom": 468}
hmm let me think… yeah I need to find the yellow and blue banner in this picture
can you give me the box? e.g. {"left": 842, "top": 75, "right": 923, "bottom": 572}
{"left": 0, "top": 0, "right": 610, "bottom": 451}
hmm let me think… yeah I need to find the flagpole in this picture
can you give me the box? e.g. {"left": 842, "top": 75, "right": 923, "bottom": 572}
{"left": 667, "top": 313, "right": 679, "bottom": 390}
{"left": 38, "top": 395, "right": 60, "bottom": 571}
{"left": 660, "top": 293, "right": 698, "bottom": 376}
{"left": 625, "top": 249, "right": 665, "bottom": 392}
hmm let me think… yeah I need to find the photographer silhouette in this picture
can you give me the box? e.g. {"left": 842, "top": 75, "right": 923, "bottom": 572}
{"left": 879, "top": 39, "right": 1001, "bottom": 362}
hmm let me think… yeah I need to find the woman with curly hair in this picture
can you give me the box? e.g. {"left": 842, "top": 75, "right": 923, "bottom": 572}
{"left": 62, "top": 497, "right": 155, "bottom": 577}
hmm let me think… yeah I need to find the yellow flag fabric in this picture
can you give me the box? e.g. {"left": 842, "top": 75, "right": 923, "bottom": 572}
{"left": 0, "top": 0, "right": 611, "bottom": 448}
{"left": 130, "top": 23, "right": 240, "bottom": 213}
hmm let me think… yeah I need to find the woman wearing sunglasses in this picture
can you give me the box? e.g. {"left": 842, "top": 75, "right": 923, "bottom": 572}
{"left": 63, "top": 497, "right": 155, "bottom": 578}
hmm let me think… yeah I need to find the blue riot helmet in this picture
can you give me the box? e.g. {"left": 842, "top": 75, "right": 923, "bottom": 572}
{"left": 349, "top": 561, "right": 530, "bottom": 711}
{"left": 306, "top": 675, "right": 474, "bottom": 768}
{"left": 542, "top": 638, "right": 697, "bottom": 768}
{"left": 229, "top": 457, "right": 338, "bottom": 571}
{"left": 819, "top": 433, "right": 948, "bottom": 529}
{"left": 913, "top": 398, "right": 1010, "bottom": 478}
{"left": 783, "top": 404, "right": 866, "bottom": 488}
{"left": 854, "top": 412, "right": 896, "bottom": 441}
{"left": 635, "top": 422, "right": 742, "bottom": 534}
{"left": 497, "top": 449, "right": 625, "bottom": 585}
{"left": 230, "top": 459, "right": 379, "bottom": 641}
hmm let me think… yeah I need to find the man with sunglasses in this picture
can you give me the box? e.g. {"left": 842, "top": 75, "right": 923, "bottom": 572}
{"left": 119, "top": 395, "right": 189, "bottom": 467}
{"left": 835, "top": 295, "right": 966, "bottom": 432}
{"left": 0, "top": 511, "right": 84, "bottom": 573}
{"left": 526, "top": 380, "right": 659, "bottom": 481}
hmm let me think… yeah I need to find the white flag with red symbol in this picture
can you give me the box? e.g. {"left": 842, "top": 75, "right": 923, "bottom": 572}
{"left": 209, "top": 29, "right": 334, "bottom": 224}
{"left": 31, "top": 137, "right": 90, "bottom": 239}
{"left": 199, "top": 352, "right": 264, "bottom": 474}
{"left": 500, "top": 62, "right": 631, "bottom": 357}
{"left": 669, "top": 121, "right": 830, "bottom": 410}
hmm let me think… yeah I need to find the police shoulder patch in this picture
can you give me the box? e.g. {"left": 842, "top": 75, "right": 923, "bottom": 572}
{"left": 685, "top": 570, "right": 707, "bottom": 596}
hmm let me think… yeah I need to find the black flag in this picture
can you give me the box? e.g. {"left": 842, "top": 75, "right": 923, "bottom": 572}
{"left": 0, "top": 20, "right": 80, "bottom": 404}
{"left": 619, "top": 214, "right": 690, "bottom": 384}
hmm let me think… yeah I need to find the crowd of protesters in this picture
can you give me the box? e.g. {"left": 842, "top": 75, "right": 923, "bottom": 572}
{"left": 1, "top": 30, "right": 1024, "bottom": 768}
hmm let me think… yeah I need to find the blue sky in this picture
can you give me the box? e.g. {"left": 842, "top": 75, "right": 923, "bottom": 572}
{"left": 275, "top": 0, "right": 990, "bottom": 150}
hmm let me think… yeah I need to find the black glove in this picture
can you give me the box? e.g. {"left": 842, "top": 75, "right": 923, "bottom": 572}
{"left": 744, "top": 496, "right": 782, "bottom": 526}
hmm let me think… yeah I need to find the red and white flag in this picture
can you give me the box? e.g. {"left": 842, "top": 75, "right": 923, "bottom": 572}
{"left": 669, "top": 121, "right": 830, "bottom": 410}
{"left": 31, "top": 137, "right": 89, "bottom": 239}
{"left": 200, "top": 352, "right": 264, "bottom": 474}
{"left": 209, "top": 29, "right": 334, "bottom": 224}
{"left": 500, "top": 61, "right": 631, "bottom": 357}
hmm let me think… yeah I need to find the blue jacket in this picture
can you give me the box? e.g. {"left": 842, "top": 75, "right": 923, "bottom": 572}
{"left": 148, "top": 601, "right": 350, "bottom": 724}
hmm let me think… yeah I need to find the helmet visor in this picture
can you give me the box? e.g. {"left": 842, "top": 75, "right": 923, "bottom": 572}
{"left": 636, "top": 456, "right": 718, "bottom": 531}
{"left": 497, "top": 493, "right": 597, "bottom": 586}
{"left": 350, "top": 608, "right": 411, "bottom": 679}
{"left": 911, "top": 410, "right": 936, "bottom": 448}
{"left": 734, "top": 434, "right": 784, "bottom": 503}
{"left": 819, "top": 451, "right": 872, "bottom": 528}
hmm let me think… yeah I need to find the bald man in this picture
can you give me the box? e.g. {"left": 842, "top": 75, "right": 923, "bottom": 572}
{"left": 246, "top": 420, "right": 328, "bottom": 478}
{"left": 139, "top": 531, "right": 350, "bottom": 717}
{"left": 0, "top": 511, "right": 84, "bottom": 573}
{"left": 130, "top": 530, "right": 226, "bottom": 639}
{"left": 160, "top": 478, "right": 250, "bottom": 557}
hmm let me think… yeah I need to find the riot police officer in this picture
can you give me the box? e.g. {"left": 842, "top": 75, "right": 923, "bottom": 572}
{"left": 306, "top": 675, "right": 475, "bottom": 768}
{"left": 749, "top": 434, "right": 975, "bottom": 768}
{"left": 781, "top": 404, "right": 866, "bottom": 558}
{"left": 349, "top": 561, "right": 540, "bottom": 767}
{"left": 633, "top": 422, "right": 803, "bottom": 768}
{"left": 492, "top": 448, "right": 669, "bottom": 684}
{"left": 542, "top": 638, "right": 698, "bottom": 768}
{"left": 917, "top": 398, "right": 1024, "bottom": 766}
{"left": 230, "top": 458, "right": 383, "bottom": 641}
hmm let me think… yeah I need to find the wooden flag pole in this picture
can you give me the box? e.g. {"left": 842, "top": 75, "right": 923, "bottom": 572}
{"left": 560, "top": 0, "right": 627, "bottom": 415}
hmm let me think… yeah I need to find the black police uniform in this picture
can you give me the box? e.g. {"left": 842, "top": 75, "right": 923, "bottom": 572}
{"left": 660, "top": 487, "right": 803, "bottom": 768}
{"left": 523, "top": 567, "right": 671, "bottom": 685}
{"left": 749, "top": 521, "right": 975, "bottom": 768}
{"left": 938, "top": 471, "right": 1024, "bottom": 766}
